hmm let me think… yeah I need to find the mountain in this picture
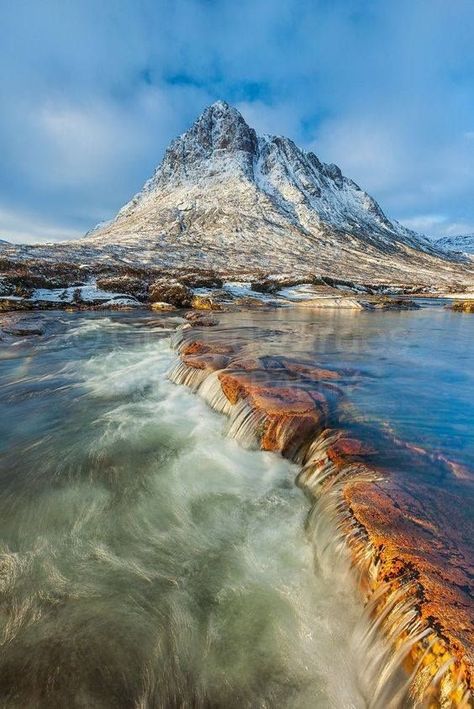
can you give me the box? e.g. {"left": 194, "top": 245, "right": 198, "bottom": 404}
{"left": 435, "top": 234, "right": 474, "bottom": 257}
{"left": 1, "top": 101, "right": 472, "bottom": 283}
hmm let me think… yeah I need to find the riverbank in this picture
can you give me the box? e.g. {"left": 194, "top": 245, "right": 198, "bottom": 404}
{"left": 2, "top": 255, "right": 474, "bottom": 314}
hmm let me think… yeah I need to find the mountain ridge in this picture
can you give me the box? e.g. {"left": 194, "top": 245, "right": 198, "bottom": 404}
{"left": 93, "top": 101, "right": 426, "bottom": 248}
{"left": 1, "top": 101, "right": 473, "bottom": 284}
{"left": 435, "top": 233, "right": 474, "bottom": 256}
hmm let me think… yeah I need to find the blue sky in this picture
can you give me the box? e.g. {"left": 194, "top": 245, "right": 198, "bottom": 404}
{"left": 1, "top": 0, "right": 473, "bottom": 243}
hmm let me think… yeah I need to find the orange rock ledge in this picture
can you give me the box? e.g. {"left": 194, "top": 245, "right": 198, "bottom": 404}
{"left": 171, "top": 324, "right": 473, "bottom": 707}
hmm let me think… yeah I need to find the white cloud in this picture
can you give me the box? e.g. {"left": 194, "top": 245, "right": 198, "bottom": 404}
{"left": 0, "top": 205, "right": 83, "bottom": 244}
{"left": 311, "top": 115, "right": 406, "bottom": 192}
{"left": 399, "top": 213, "right": 474, "bottom": 239}
{"left": 236, "top": 101, "right": 301, "bottom": 140}
{"left": 0, "top": 0, "right": 473, "bottom": 243}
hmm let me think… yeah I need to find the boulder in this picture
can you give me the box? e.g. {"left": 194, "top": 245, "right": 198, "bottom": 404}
{"left": 149, "top": 279, "right": 192, "bottom": 307}
{"left": 0, "top": 298, "right": 33, "bottom": 312}
{"left": 450, "top": 300, "right": 474, "bottom": 313}
{"left": 149, "top": 301, "right": 176, "bottom": 312}
{"left": 96, "top": 276, "right": 148, "bottom": 301}
{"left": 190, "top": 295, "right": 223, "bottom": 311}
{"left": 250, "top": 278, "right": 280, "bottom": 294}
{"left": 184, "top": 312, "right": 219, "bottom": 327}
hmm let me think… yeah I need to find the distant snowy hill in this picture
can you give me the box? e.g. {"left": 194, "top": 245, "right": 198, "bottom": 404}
{"left": 435, "top": 234, "right": 474, "bottom": 256}
{"left": 0, "top": 101, "right": 472, "bottom": 283}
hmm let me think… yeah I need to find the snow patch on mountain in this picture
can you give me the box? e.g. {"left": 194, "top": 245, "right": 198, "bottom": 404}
{"left": 0, "top": 101, "right": 472, "bottom": 284}
{"left": 435, "top": 234, "right": 474, "bottom": 256}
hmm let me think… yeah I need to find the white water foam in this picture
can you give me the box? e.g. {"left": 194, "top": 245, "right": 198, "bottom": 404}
{"left": 0, "top": 318, "right": 406, "bottom": 707}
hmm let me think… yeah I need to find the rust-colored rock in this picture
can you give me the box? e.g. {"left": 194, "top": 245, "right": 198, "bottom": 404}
{"left": 450, "top": 300, "right": 474, "bottom": 313}
{"left": 282, "top": 360, "right": 343, "bottom": 381}
{"left": 182, "top": 353, "right": 230, "bottom": 371}
{"left": 174, "top": 326, "right": 474, "bottom": 704}
{"left": 218, "top": 370, "right": 256, "bottom": 405}
{"left": 261, "top": 412, "right": 324, "bottom": 457}
{"left": 181, "top": 340, "right": 235, "bottom": 357}
{"left": 227, "top": 356, "right": 265, "bottom": 371}
{"left": 184, "top": 312, "right": 219, "bottom": 326}
{"left": 326, "top": 436, "right": 377, "bottom": 466}
{"left": 190, "top": 294, "right": 223, "bottom": 311}
{"left": 344, "top": 476, "right": 474, "bottom": 698}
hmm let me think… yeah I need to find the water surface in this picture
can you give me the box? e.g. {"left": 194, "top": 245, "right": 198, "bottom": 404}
{"left": 0, "top": 313, "right": 368, "bottom": 708}
{"left": 1, "top": 305, "right": 473, "bottom": 708}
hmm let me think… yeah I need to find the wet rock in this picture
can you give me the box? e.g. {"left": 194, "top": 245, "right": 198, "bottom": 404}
{"left": 178, "top": 270, "right": 223, "bottom": 288}
{"left": 227, "top": 356, "right": 266, "bottom": 372}
{"left": 150, "top": 301, "right": 177, "bottom": 312}
{"left": 149, "top": 279, "right": 192, "bottom": 308}
{"left": 182, "top": 341, "right": 235, "bottom": 357}
{"left": 281, "top": 359, "right": 343, "bottom": 381}
{"left": 326, "top": 436, "right": 376, "bottom": 465}
{"left": 182, "top": 353, "right": 230, "bottom": 371}
{"left": 190, "top": 295, "right": 223, "bottom": 311}
{"left": 0, "top": 313, "right": 45, "bottom": 336}
{"left": 233, "top": 296, "right": 269, "bottom": 308}
{"left": 0, "top": 298, "right": 33, "bottom": 312}
{"left": 370, "top": 297, "right": 421, "bottom": 310}
{"left": 216, "top": 367, "right": 328, "bottom": 456}
{"left": 96, "top": 276, "right": 148, "bottom": 301}
{"left": 173, "top": 326, "right": 474, "bottom": 702}
{"left": 450, "top": 300, "right": 474, "bottom": 313}
{"left": 345, "top": 476, "right": 474, "bottom": 698}
{"left": 184, "top": 312, "right": 219, "bottom": 327}
{"left": 250, "top": 386, "right": 327, "bottom": 456}
{"left": 218, "top": 370, "right": 255, "bottom": 405}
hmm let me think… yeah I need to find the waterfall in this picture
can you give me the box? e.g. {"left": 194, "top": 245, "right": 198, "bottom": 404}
{"left": 169, "top": 341, "right": 471, "bottom": 708}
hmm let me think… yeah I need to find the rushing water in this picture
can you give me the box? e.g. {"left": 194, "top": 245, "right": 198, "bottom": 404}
{"left": 0, "top": 306, "right": 472, "bottom": 708}
{"left": 0, "top": 313, "right": 371, "bottom": 708}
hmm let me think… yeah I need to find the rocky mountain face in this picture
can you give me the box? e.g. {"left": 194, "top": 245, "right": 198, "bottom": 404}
{"left": 435, "top": 234, "right": 474, "bottom": 256}
{"left": 1, "top": 101, "right": 472, "bottom": 283}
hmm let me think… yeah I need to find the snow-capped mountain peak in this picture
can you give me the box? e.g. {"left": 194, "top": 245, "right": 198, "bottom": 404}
{"left": 107, "top": 101, "right": 421, "bottom": 247}
{"left": 4, "top": 101, "right": 471, "bottom": 284}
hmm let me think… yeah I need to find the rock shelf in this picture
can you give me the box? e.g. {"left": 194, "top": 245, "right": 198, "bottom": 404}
{"left": 170, "top": 318, "right": 474, "bottom": 707}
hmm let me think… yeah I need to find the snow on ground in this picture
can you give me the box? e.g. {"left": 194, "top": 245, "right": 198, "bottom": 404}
{"left": 223, "top": 282, "right": 275, "bottom": 300}
{"left": 31, "top": 284, "right": 140, "bottom": 305}
{"left": 277, "top": 284, "right": 327, "bottom": 301}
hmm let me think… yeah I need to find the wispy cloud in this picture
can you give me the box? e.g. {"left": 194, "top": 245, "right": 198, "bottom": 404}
{"left": 401, "top": 214, "right": 474, "bottom": 239}
{"left": 0, "top": 0, "right": 473, "bottom": 242}
{"left": 0, "top": 206, "right": 83, "bottom": 244}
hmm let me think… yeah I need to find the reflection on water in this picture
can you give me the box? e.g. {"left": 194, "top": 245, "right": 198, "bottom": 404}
{"left": 0, "top": 313, "right": 369, "bottom": 708}
{"left": 192, "top": 304, "right": 474, "bottom": 472}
